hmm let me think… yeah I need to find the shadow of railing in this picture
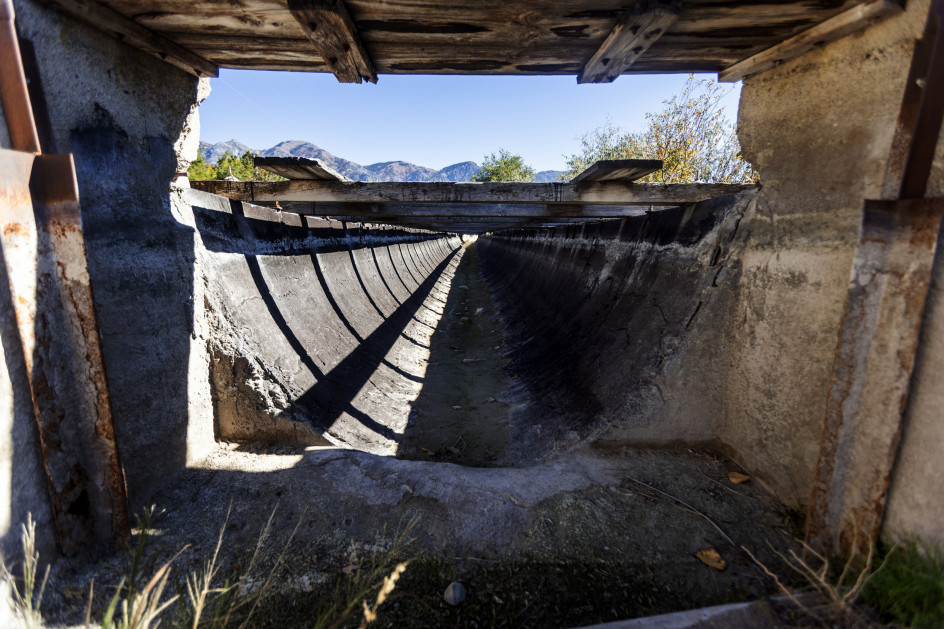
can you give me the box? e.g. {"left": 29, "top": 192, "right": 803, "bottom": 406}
{"left": 192, "top": 200, "right": 460, "bottom": 451}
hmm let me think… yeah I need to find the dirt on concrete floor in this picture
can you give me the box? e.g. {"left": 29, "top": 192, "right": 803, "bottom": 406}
{"left": 37, "top": 444, "right": 809, "bottom": 628}
{"left": 396, "top": 241, "right": 519, "bottom": 467}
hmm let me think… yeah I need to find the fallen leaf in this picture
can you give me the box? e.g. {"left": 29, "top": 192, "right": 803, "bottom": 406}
{"left": 696, "top": 547, "right": 727, "bottom": 571}
{"left": 342, "top": 565, "right": 359, "bottom": 574}
{"left": 728, "top": 471, "right": 751, "bottom": 484}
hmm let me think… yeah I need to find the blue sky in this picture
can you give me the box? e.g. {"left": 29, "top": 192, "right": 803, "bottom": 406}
{"left": 198, "top": 70, "right": 741, "bottom": 172}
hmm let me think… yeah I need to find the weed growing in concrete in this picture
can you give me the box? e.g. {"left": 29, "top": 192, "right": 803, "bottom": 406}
{"left": 863, "top": 538, "right": 944, "bottom": 628}
{"left": 306, "top": 518, "right": 416, "bottom": 629}
{"left": 2, "top": 509, "right": 412, "bottom": 629}
{"left": 743, "top": 527, "right": 888, "bottom": 627}
{"left": 0, "top": 514, "right": 49, "bottom": 629}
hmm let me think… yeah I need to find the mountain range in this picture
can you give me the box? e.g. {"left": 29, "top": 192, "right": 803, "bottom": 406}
{"left": 199, "top": 139, "right": 563, "bottom": 183}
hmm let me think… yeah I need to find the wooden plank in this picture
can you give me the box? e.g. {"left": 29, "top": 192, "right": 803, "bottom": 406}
{"left": 572, "top": 159, "right": 663, "bottom": 183}
{"left": 288, "top": 0, "right": 376, "bottom": 83}
{"left": 191, "top": 179, "right": 754, "bottom": 207}
{"left": 254, "top": 156, "right": 349, "bottom": 181}
{"left": 35, "top": 0, "right": 218, "bottom": 77}
{"left": 99, "top": 0, "right": 863, "bottom": 76}
{"left": 578, "top": 0, "right": 683, "bottom": 84}
{"left": 252, "top": 201, "right": 651, "bottom": 218}
{"left": 719, "top": 0, "right": 903, "bottom": 82}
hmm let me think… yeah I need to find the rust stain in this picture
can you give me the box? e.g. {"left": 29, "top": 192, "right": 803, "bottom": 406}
{"left": 1, "top": 150, "right": 130, "bottom": 553}
{"left": 808, "top": 199, "right": 944, "bottom": 554}
{"left": 3, "top": 222, "right": 26, "bottom": 236}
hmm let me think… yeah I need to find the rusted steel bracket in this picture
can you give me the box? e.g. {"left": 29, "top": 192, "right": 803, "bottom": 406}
{"left": 807, "top": 0, "right": 944, "bottom": 553}
{"left": 1, "top": 0, "right": 128, "bottom": 555}
{"left": 807, "top": 199, "right": 944, "bottom": 552}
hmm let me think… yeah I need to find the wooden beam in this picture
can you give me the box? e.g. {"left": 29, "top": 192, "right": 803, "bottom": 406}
{"left": 578, "top": 0, "right": 683, "bottom": 84}
{"left": 288, "top": 0, "right": 376, "bottom": 84}
{"left": 255, "top": 155, "right": 349, "bottom": 181}
{"left": 305, "top": 203, "right": 651, "bottom": 218}
{"left": 719, "top": 0, "right": 903, "bottom": 83}
{"left": 191, "top": 179, "right": 753, "bottom": 207}
{"left": 35, "top": 0, "right": 218, "bottom": 78}
{"left": 253, "top": 201, "right": 650, "bottom": 218}
{"left": 572, "top": 159, "right": 663, "bottom": 183}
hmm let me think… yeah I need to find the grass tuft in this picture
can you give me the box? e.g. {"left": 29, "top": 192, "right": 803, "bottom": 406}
{"left": 864, "top": 538, "right": 944, "bottom": 629}
{"left": 1, "top": 514, "right": 49, "bottom": 629}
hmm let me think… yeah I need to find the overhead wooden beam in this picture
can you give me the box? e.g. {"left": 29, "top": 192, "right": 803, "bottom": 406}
{"left": 578, "top": 0, "right": 683, "bottom": 84}
{"left": 288, "top": 0, "right": 376, "bottom": 84}
{"left": 191, "top": 179, "right": 753, "bottom": 207}
{"left": 572, "top": 159, "right": 663, "bottom": 183}
{"left": 255, "top": 155, "right": 349, "bottom": 181}
{"left": 719, "top": 0, "right": 903, "bottom": 83}
{"left": 35, "top": 0, "right": 218, "bottom": 78}
{"left": 304, "top": 203, "right": 651, "bottom": 218}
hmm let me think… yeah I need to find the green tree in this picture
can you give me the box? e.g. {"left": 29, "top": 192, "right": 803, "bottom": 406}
{"left": 472, "top": 149, "right": 535, "bottom": 182}
{"left": 562, "top": 75, "right": 755, "bottom": 183}
{"left": 188, "top": 150, "right": 285, "bottom": 182}
{"left": 187, "top": 153, "right": 217, "bottom": 180}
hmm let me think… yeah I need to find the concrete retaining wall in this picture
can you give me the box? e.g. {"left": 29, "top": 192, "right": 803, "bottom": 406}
{"left": 732, "top": 0, "right": 944, "bottom": 541}
{"left": 1, "top": 0, "right": 207, "bottom": 556}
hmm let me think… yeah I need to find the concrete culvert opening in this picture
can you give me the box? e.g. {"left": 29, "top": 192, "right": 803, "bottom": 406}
{"left": 6, "top": 0, "right": 944, "bottom": 626}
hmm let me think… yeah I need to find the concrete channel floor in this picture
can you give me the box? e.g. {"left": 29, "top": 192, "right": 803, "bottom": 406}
{"left": 43, "top": 444, "right": 806, "bottom": 627}
{"left": 397, "top": 240, "right": 518, "bottom": 467}
{"left": 37, "top": 244, "right": 808, "bottom": 627}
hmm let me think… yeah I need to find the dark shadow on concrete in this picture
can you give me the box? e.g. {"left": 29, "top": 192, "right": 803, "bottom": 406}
{"left": 309, "top": 247, "right": 426, "bottom": 383}
{"left": 70, "top": 120, "right": 196, "bottom": 511}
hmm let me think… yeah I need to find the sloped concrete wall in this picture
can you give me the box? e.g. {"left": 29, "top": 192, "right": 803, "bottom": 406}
{"left": 477, "top": 193, "right": 753, "bottom": 460}
{"left": 179, "top": 188, "right": 462, "bottom": 455}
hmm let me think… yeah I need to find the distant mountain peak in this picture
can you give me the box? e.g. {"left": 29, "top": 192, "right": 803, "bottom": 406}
{"left": 199, "top": 139, "right": 563, "bottom": 182}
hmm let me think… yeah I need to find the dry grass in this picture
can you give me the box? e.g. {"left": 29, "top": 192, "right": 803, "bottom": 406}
{"left": 1, "top": 509, "right": 413, "bottom": 629}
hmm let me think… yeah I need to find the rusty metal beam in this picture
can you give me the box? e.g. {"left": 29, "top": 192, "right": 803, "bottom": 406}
{"left": 807, "top": 198, "right": 944, "bottom": 553}
{"left": 1, "top": 12, "right": 128, "bottom": 555}
{"left": 0, "top": 0, "right": 39, "bottom": 153}
{"left": 900, "top": 0, "right": 944, "bottom": 199}
{"left": 0, "top": 150, "right": 129, "bottom": 555}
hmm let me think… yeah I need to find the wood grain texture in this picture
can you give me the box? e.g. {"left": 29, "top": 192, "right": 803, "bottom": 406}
{"left": 571, "top": 159, "right": 664, "bottom": 183}
{"left": 578, "top": 0, "right": 683, "bottom": 84}
{"left": 719, "top": 0, "right": 903, "bottom": 82}
{"left": 255, "top": 156, "right": 350, "bottom": 181}
{"left": 191, "top": 179, "right": 755, "bottom": 207}
{"left": 37, "top": 0, "right": 218, "bottom": 77}
{"left": 288, "top": 0, "right": 376, "bottom": 83}
{"left": 91, "top": 0, "right": 865, "bottom": 76}
{"left": 250, "top": 202, "right": 654, "bottom": 218}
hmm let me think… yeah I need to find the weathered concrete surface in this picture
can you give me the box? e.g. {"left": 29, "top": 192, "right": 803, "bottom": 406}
{"left": 884, "top": 220, "right": 944, "bottom": 544}
{"left": 477, "top": 194, "right": 753, "bottom": 461}
{"left": 727, "top": 0, "right": 944, "bottom": 516}
{"left": 39, "top": 444, "right": 799, "bottom": 627}
{"left": 0, "top": 0, "right": 209, "bottom": 556}
{"left": 179, "top": 187, "right": 461, "bottom": 454}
